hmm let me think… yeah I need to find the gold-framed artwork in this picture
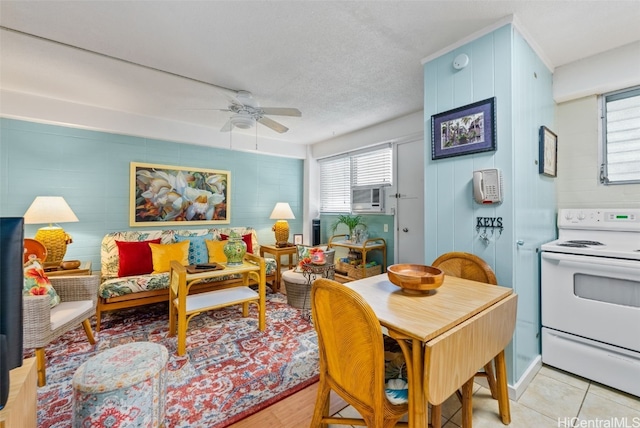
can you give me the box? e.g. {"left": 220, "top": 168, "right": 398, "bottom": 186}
{"left": 130, "top": 162, "right": 230, "bottom": 226}
{"left": 539, "top": 126, "right": 558, "bottom": 177}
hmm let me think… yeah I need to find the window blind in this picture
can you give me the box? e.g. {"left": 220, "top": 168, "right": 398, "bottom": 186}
{"left": 320, "top": 156, "right": 351, "bottom": 213}
{"left": 351, "top": 147, "right": 393, "bottom": 186}
{"left": 602, "top": 86, "right": 640, "bottom": 184}
{"left": 319, "top": 145, "right": 392, "bottom": 213}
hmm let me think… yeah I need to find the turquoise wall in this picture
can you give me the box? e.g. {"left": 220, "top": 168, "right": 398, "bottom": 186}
{"left": 424, "top": 25, "right": 556, "bottom": 386}
{"left": 0, "top": 118, "right": 304, "bottom": 270}
{"left": 510, "top": 30, "right": 556, "bottom": 383}
{"left": 319, "top": 214, "right": 394, "bottom": 268}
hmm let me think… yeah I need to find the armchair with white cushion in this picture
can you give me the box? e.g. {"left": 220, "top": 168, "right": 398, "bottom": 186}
{"left": 23, "top": 275, "right": 99, "bottom": 387}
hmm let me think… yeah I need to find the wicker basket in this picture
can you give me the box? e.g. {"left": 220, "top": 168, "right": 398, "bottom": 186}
{"left": 347, "top": 264, "right": 382, "bottom": 279}
{"left": 282, "top": 271, "right": 311, "bottom": 309}
{"left": 335, "top": 260, "right": 355, "bottom": 274}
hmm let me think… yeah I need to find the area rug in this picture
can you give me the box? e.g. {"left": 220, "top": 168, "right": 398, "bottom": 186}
{"left": 25, "top": 291, "right": 319, "bottom": 427}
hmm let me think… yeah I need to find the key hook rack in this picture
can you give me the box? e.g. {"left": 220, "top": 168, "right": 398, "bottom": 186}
{"left": 476, "top": 217, "right": 504, "bottom": 245}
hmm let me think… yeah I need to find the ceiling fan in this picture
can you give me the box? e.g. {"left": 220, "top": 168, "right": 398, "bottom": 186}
{"left": 220, "top": 91, "right": 301, "bottom": 134}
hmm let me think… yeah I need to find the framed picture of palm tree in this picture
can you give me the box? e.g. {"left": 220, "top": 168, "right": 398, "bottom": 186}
{"left": 431, "top": 97, "right": 496, "bottom": 160}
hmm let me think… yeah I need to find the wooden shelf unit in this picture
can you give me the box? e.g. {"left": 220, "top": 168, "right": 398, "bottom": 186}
{"left": 328, "top": 235, "right": 386, "bottom": 279}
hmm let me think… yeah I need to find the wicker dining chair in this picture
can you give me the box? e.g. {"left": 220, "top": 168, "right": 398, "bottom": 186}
{"left": 429, "top": 252, "right": 500, "bottom": 426}
{"left": 310, "top": 278, "right": 409, "bottom": 428}
{"left": 23, "top": 275, "right": 99, "bottom": 386}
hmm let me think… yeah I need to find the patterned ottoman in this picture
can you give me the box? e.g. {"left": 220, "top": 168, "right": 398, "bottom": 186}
{"left": 72, "top": 342, "right": 169, "bottom": 427}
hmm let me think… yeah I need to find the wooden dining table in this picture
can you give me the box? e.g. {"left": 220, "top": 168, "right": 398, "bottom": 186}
{"left": 344, "top": 273, "right": 516, "bottom": 428}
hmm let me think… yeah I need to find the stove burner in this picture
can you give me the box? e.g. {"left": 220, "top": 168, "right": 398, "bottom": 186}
{"left": 557, "top": 243, "right": 589, "bottom": 248}
{"left": 564, "top": 240, "right": 605, "bottom": 246}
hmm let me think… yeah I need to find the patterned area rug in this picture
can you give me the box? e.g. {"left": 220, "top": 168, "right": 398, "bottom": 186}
{"left": 26, "top": 291, "right": 319, "bottom": 427}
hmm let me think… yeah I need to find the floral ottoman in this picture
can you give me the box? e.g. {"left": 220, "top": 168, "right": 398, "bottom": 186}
{"left": 72, "top": 342, "right": 168, "bottom": 427}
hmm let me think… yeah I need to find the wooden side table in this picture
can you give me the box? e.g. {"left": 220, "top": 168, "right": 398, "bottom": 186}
{"left": 45, "top": 261, "right": 92, "bottom": 277}
{"left": 259, "top": 245, "right": 297, "bottom": 292}
{"left": 0, "top": 357, "right": 37, "bottom": 428}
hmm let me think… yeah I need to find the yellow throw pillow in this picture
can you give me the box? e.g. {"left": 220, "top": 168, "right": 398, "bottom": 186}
{"left": 205, "top": 239, "right": 228, "bottom": 263}
{"left": 149, "top": 241, "right": 190, "bottom": 273}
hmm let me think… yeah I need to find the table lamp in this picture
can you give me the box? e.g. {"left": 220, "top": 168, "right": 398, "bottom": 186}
{"left": 269, "top": 202, "right": 295, "bottom": 246}
{"left": 23, "top": 196, "right": 79, "bottom": 265}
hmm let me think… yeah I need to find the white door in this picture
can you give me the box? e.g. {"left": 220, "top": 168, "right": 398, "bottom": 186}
{"left": 396, "top": 139, "right": 425, "bottom": 264}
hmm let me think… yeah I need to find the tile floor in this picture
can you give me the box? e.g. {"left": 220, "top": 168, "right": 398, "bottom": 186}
{"left": 330, "top": 365, "right": 640, "bottom": 427}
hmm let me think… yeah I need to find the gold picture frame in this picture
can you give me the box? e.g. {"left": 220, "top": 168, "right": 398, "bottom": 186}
{"left": 539, "top": 126, "right": 558, "bottom": 177}
{"left": 130, "top": 162, "right": 230, "bottom": 226}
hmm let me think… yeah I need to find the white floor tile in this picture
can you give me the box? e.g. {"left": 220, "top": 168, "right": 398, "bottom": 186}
{"left": 537, "top": 365, "right": 590, "bottom": 390}
{"left": 517, "top": 370, "right": 587, "bottom": 420}
{"left": 587, "top": 382, "right": 640, "bottom": 412}
{"left": 578, "top": 390, "right": 640, "bottom": 424}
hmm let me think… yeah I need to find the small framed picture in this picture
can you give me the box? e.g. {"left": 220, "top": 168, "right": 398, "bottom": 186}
{"left": 539, "top": 126, "right": 558, "bottom": 177}
{"left": 293, "top": 234, "right": 303, "bottom": 245}
{"left": 431, "top": 97, "right": 496, "bottom": 160}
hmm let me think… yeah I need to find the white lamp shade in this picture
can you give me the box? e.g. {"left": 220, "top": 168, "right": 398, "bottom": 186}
{"left": 269, "top": 202, "right": 295, "bottom": 220}
{"left": 23, "top": 196, "right": 79, "bottom": 224}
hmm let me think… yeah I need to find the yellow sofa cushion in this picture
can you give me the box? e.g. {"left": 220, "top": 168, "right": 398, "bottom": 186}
{"left": 149, "top": 241, "right": 189, "bottom": 273}
{"left": 205, "top": 239, "right": 228, "bottom": 263}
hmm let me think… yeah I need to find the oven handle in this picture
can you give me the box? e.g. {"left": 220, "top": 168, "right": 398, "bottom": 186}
{"left": 542, "top": 251, "right": 640, "bottom": 270}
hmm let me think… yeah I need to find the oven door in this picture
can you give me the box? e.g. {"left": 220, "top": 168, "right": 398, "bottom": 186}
{"left": 541, "top": 251, "right": 640, "bottom": 353}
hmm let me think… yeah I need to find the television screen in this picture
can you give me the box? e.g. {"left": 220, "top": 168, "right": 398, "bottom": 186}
{"left": 0, "top": 217, "right": 25, "bottom": 407}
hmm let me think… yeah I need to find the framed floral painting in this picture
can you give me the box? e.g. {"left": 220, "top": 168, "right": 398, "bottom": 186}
{"left": 130, "top": 162, "right": 230, "bottom": 226}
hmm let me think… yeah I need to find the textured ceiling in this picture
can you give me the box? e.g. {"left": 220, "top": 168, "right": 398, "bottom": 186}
{"left": 1, "top": 1, "right": 639, "bottom": 145}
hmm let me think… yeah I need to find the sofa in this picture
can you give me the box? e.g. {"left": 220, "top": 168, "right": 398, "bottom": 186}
{"left": 97, "top": 227, "right": 276, "bottom": 331}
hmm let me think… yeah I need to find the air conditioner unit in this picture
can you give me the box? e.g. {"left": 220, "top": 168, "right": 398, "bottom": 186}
{"left": 351, "top": 186, "right": 385, "bottom": 213}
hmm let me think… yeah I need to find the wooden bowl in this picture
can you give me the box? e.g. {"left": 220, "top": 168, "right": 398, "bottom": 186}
{"left": 61, "top": 260, "right": 81, "bottom": 270}
{"left": 387, "top": 264, "right": 444, "bottom": 294}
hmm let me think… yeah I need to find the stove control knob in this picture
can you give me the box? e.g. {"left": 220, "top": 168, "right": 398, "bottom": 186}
{"left": 578, "top": 212, "right": 586, "bottom": 221}
{"left": 564, "top": 211, "right": 573, "bottom": 220}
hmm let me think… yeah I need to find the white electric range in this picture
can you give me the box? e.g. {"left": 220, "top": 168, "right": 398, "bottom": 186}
{"left": 540, "top": 208, "right": 640, "bottom": 397}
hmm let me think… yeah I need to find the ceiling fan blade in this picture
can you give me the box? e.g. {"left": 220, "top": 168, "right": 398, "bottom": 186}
{"left": 258, "top": 116, "right": 289, "bottom": 133}
{"left": 220, "top": 120, "right": 232, "bottom": 132}
{"left": 260, "top": 107, "right": 302, "bottom": 117}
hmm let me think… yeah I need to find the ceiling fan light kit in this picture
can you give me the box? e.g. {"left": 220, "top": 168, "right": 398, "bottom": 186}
{"left": 230, "top": 112, "right": 255, "bottom": 129}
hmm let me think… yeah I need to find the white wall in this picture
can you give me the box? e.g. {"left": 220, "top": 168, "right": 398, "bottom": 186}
{"left": 310, "top": 111, "right": 424, "bottom": 159}
{"left": 0, "top": 90, "right": 308, "bottom": 159}
{"left": 553, "top": 40, "right": 640, "bottom": 209}
{"left": 553, "top": 41, "right": 640, "bottom": 103}
{"left": 557, "top": 96, "right": 640, "bottom": 208}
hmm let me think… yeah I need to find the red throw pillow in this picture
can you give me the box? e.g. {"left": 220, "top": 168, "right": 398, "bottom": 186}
{"left": 220, "top": 233, "right": 253, "bottom": 254}
{"left": 116, "top": 238, "right": 162, "bottom": 277}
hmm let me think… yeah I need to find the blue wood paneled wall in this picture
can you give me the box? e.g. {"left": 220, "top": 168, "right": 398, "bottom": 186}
{"left": 0, "top": 118, "right": 304, "bottom": 271}
{"left": 424, "top": 25, "right": 556, "bottom": 386}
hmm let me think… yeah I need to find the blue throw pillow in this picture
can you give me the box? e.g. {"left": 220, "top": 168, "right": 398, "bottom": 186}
{"left": 175, "top": 234, "right": 213, "bottom": 265}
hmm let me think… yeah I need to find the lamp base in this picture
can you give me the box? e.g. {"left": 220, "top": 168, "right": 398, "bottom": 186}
{"left": 272, "top": 220, "right": 290, "bottom": 246}
{"left": 34, "top": 227, "right": 69, "bottom": 265}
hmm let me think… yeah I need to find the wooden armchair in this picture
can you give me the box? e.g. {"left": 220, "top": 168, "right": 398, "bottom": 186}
{"left": 310, "top": 278, "right": 408, "bottom": 428}
{"left": 23, "top": 275, "right": 99, "bottom": 386}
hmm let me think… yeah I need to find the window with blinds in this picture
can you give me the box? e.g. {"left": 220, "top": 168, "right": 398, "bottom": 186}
{"left": 319, "top": 145, "right": 392, "bottom": 213}
{"left": 601, "top": 86, "right": 640, "bottom": 184}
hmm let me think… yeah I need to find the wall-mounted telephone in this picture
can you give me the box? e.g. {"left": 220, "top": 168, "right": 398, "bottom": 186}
{"left": 473, "top": 168, "right": 503, "bottom": 204}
